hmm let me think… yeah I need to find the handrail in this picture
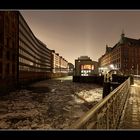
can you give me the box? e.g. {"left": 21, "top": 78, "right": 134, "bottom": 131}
{"left": 70, "top": 77, "right": 130, "bottom": 129}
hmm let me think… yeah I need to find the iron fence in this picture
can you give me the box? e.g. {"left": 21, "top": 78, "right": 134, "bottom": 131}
{"left": 70, "top": 77, "right": 130, "bottom": 129}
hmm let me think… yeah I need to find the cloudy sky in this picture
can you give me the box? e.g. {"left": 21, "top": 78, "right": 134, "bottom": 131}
{"left": 20, "top": 10, "right": 140, "bottom": 64}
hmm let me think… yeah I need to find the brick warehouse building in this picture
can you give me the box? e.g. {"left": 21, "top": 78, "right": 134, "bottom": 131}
{"left": 0, "top": 11, "right": 69, "bottom": 92}
{"left": 98, "top": 32, "right": 140, "bottom": 75}
{"left": 0, "top": 11, "right": 19, "bottom": 92}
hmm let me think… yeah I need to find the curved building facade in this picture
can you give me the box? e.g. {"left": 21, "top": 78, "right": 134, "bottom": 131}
{"left": 19, "top": 13, "right": 52, "bottom": 83}
{"left": 0, "top": 11, "right": 69, "bottom": 92}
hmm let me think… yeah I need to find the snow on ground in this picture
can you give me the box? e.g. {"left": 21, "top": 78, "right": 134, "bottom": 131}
{"left": 0, "top": 76, "right": 103, "bottom": 129}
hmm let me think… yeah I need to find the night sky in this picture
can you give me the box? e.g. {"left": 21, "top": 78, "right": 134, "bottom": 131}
{"left": 20, "top": 10, "right": 140, "bottom": 64}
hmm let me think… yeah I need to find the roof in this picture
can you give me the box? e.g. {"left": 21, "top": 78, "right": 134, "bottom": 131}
{"left": 78, "top": 56, "right": 91, "bottom": 60}
{"left": 123, "top": 37, "right": 140, "bottom": 45}
{"left": 99, "top": 35, "right": 140, "bottom": 60}
{"left": 111, "top": 36, "right": 140, "bottom": 51}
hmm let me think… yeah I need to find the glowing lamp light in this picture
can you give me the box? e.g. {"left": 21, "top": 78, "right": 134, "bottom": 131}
{"left": 110, "top": 64, "right": 114, "bottom": 69}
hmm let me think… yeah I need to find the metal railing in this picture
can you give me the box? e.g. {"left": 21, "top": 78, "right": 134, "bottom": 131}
{"left": 70, "top": 77, "right": 130, "bottom": 129}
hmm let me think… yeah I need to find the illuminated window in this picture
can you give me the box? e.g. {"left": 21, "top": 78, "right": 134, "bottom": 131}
{"left": 81, "top": 64, "right": 94, "bottom": 70}
{"left": 92, "top": 65, "right": 94, "bottom": 70}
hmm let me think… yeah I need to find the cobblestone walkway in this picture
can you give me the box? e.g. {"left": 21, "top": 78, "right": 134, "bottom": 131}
{"left": 119, "top": 79, "right": 140, "bottom": 129}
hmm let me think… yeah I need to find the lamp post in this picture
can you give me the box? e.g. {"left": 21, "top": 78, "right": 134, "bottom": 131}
{"left": 131, "top": 65, "right": 134, "bottom": 75}
{"left": 137, "top": 64, "right": 138, "bottom": 75}
{"left": 137, "top": 64, "right": 139, "bottom": 80}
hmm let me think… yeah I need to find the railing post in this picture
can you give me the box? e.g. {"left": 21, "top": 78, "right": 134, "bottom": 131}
{"left": 106, "top": 102, "right": 109, "bottom": 129}
{"left": 95, "top": 112, "right": 99, "bottom": 129}
{"left": 112, "top": 98, "right": 115, "bottom": 128}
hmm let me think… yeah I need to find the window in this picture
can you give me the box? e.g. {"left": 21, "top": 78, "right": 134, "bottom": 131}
{"left": 124, "top": 58, "right": 128, "bottom": 62}
{"left": 12, "top": 42, "right": 14, "bottom": 48}
{"left": 0, "top": 62, "right": 2, "bottom": 73}
{"left": 0, "top": 15, "right": 3, "bottom": 21}
{"left": 6, "top": 63, "right": 10, "bottom": 75}
{"left": 5, "top": 38, "right": 9, "bottom": 47}
{"left": 12, "top": 54, "right": 15, "bottom": 61}
{"left": 0, "top": 48, "right": 3, "bottom": 58}
{"left": 6, "top": 51, "right": 10, "bottom": 60}
{"left": 12, "top": 64, "right": 15, "bottom": 74}
{"left": 0, "top": 33, "right": 3, "bottom": 44}
{"left": 118, "top": 64, "right": 120, "bottom": 68}
{"left": 124, "top": 64, "right": 127, "bottom": 68}
{"left": 81, "top": 64, "right": 94, "bottom": 70}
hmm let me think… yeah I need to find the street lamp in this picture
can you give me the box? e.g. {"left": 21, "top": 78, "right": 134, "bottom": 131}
{"left": 131, "top": 65, "right": 134, "bottom": 75}
{"left": 136, "top": 64, "right": 139, "bottom": 80}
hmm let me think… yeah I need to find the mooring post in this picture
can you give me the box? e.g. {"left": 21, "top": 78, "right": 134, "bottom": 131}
{"left": 103, "top": 82, "right": 111, "bottom": 98}
{"left": 130, "top": 75, "right": 134, "bottom": 85}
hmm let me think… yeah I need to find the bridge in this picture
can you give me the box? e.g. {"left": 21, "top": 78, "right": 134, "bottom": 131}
{"left": 70, "top": 76, "right": 140, "bottom": 129}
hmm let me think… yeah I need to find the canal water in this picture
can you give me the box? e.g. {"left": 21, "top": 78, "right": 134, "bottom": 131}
{"left": 0, "top": 76, "right": 103, "bottom": 129}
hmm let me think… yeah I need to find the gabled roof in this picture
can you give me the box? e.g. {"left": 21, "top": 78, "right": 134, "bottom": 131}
{"left": 98, "top": 34, "right": 140, "bottom": 60}
{"left": 112, "top": 36, "right": 140, "bottom": 50}
{"left": 123, "top": 37, "right": 140, "bottom": 45}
